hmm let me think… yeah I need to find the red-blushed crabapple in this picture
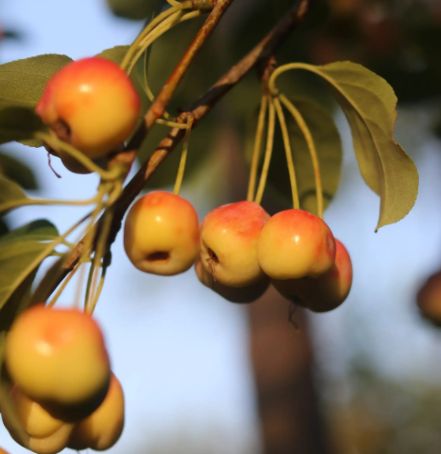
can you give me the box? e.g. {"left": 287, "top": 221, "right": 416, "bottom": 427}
{"left": 273, "top": 239, "right": 352, "bottom": 312}
{"left": 199, "top": 201, "right": 270, "bottom": 287}
{"left": 4, "top": 305, "right": 111, "bottom": 411}
{"left": 36, "top": 57, "right": 140, "bottom": 159}
{"left": 124, "top": 191, "right": 200, "bottom": 276}
{"left": 194, "top": 260, "right": 269, "bottom": 303}
{"left": 68, "top": 373, "right": 124, "bottom": 451}
{"left": 1, "top": 388, "right": 74, "bottom": 454}
{"left": 257, "top": 208, "right": 336, "bottom": 280}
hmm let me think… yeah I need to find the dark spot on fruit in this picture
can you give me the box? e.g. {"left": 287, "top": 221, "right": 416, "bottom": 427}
{"left": 146, "top": 251, "right": 170, "bottom": 262}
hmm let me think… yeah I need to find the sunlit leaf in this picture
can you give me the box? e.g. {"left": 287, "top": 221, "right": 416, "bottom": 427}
{"left": 106, "top": 0, "right": 157, "bottom": 20}
{"left": 0, "top": 174, "right": 26, "bottom": 206}
{"left": 283, "top": 61, "right": 418, "bottom": 228}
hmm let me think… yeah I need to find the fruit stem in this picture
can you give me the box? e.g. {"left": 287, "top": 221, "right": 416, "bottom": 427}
{"left": 273, "top": 96, "right": 300, "bottom": 209}
{"left": 173, "top": 117, "right": 193, "bottom": 195}
{"left": 36, "top": 133, "right": 124, "bottom": 181}
{"left": 254, "top": 97, "right": 276, "bottom": 205}
{"left": 0, "top": 194, "right": 100, "bottom": 214}
{"left": 85, "top": 208, "right": 114, "bottom": 314}
{"left": 247, "top": 95, "right": 268, "bottom": 202}
{"left": 280, "top": 94, "right": 323, "bottom": 217}
{"left": 47, "top": 261, "right": 80, "bottom": 307}
{"left": 120, "top": 5, "right": 185, "bottom": 71}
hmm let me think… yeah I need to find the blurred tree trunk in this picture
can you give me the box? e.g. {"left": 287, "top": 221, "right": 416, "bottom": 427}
{"left": 221, "top": 124, "right": 334, "bottom": 454}
{"left": 248, "top": 289, "right": 334, "bottom": 454}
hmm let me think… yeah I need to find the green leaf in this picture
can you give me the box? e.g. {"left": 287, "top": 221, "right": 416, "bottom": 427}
{"left": 268, "top": 98, "right": 342, "bottom": 214}
{"left": 0, "top": 107, "right": 45, "bottom": 146}
{"left": 0, "top": 174, "right": 26, "bottom": 206}
{"left": 0, "top": 54, "right": 72, "bottom": 110}
{"left": 0, "top": 220, "right": 59, "bottom": 310}
{"left": 99, "top": 45, "right": 129, "bottom": 65}
{"left": 0, "top": 150, "right": 38, "bottom": 190}
{"left": 106, "top": 0, "right": 157, "bottom": 20}
{"left": 288, "top": 61, "right": 418, "bottom": 229}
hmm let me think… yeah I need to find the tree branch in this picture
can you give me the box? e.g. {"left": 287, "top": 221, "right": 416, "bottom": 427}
{"left": 60, "top": 0, "right": 310, "bottom": 292}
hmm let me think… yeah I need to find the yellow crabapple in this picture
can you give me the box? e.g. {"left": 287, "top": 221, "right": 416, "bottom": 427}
{"left": 124, "top": 191, "right": 200, "bottom": 275}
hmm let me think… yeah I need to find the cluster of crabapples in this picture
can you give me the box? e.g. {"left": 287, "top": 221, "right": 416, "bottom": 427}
{"left": 1, "top": 305, "right": 124, "bottom": 453}
{"left": 123, "top": 192, "right": 353, "bottom": 311}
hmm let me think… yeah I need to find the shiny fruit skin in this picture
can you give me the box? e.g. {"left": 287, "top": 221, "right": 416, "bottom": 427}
{"left": 5, "top": 305, "right": 110, "bottom": 408}
{"left": 274, "top": 239, "right": 352, "bottom": 312}
{"left": 124, "top": 191, "right": 200, "bottom": 276}
{"left": 36, "top": 57, "right": 140, "bottom": 158}
{"left": 257, "top": 209, "right": 335, "bottom": 280}
{"left": 195, "top": 260, "right": 269, "bottom": 303}
{"left": 68, "top": 374, "right": 124, "bottom": 451}
{"left": 199, "top": 201, "right": 270, "bottom": 287}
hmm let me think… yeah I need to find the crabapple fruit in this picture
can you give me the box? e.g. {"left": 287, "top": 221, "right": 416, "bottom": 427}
{"left": 257, "top": 209, "right": 335, "bottom": 280}
{"left": 36, "top": 57, "right": 140, "bottom": 158}
{"left": 1, "top": 389, "right": 73, "bottom": 454}
{"left": 195, "top": 260, "right": 269, "bottom": 303}
{"left": 124, "top": 191, "right": 200, "bottom": 275}
{"left": 68, "top": 373, "right": 124, "bottom": 451}
{"left": 417, "top": 270, "right": 441, "bottom": 326}
{"left": 4, "top": 305, "right": 111, "bottom": 409}
{"left": 199, "top": 201, "right": 269, "bottom": 287}
{"left": 274, "top": 239, "right": 352, "bottom": 312}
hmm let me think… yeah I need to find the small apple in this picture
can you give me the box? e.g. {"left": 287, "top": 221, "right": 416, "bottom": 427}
{"left": 8, "top": 386, "right": 69, "bottom": 439}
{"left": 0, "top": 449, "right": 9, "bottom": 454}
{"left": 195, "top": 260, "right": 269, "bottom": 303}
{"left": 273, "top": 239, "right": 352, "bottom": 312}
{"left": 199, "top": 201, "right": 270, "bottom": 287}
{"left": 417, "top": 270, "right": 441, "bottom": 326}
{"left": 68, "top": 373, "right": 124, "bottom": 451}
{"left": 1, "top": 389, "right": 74, "bottom": 454}
{"left": 36, "top": 57, "right": 140, "bottom": 159}
{"left": 257, "top": 209, "right": 336, "bottom": 280}
{"left": 5, "top": 305, "right": 111, "bottom": 410}
{"left": 124, "top": 191, "right": 200, "bottom": 275}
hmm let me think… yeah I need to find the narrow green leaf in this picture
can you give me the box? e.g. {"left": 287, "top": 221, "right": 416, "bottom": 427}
{"left": 0, "top": 150, "right": 38, "bottom": 190}
{"left": 0, "top": 174, "right": 26, "bottom": 205}
{"left": 0, "top": 220, "right": 59, "bottom": 310}
{"left": 287, "top": 61, "right": 418, "bottom": 228}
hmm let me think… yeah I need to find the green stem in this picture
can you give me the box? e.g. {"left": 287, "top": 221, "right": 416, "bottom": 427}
{"left": 173, "top": 119, "right": 193, "bottom": 195}
{"left": 120, "top": 5, "right": 184, "bottom": 71}
{"left": 37, "top": 132, "right": 123, "bottom": 181}
{"left": 254, "top": 98, "right": 276, "bottom": 205}
{"left": 85, "top": 208, "right": 114, "bottom": 314}
{"left": 126, "top": 10, "right": 202, "bottom": 75}
{"left": 247, "top": 95, "right": 268, "bottom": 202}
{"left": 0, "top": 194, "right": 100, "bottom": 214}
{"left": 280, "top": 94, "right": 323, "bottom": 217}
{"left": 273, "top": 96, "right": 300, "bottom": 209}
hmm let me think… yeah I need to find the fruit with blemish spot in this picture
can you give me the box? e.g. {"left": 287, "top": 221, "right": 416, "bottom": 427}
{"left": 124, "top": 191, "right": 200, "bottom": 275}
{"left": 199, "top": 201, "right": 270, "bottom": 287}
